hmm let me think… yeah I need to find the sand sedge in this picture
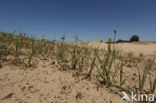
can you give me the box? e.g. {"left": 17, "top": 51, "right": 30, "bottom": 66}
{"left": 151, "top": 77, "right": 156, "bottom": 93}
{"left": 85, "top": 54, "right": 96, "bottom": 79}
{"left": 0, "top": 33, "right": 13, "bottom": 64}
{"left": 113, "top": 29, "right": 117, "bottom": 51}
{"left": 71, "top": 35, "right": 80, "bottom": 70}
{"left": 149, "top": 74, "right": 156, "bottom": 93}
{"left": 56, "top": 36, "right": 65, "bottom": 64}
{"left": 27, "top": 41, "right": 35, "bottom": 67}
{"left": 78, "top": 55, "right": 84, "bottom": 76}
{"left": 56, "top": 36, "right": 70, "bottom": 70}
{"left": 96, "top": 51, "right": 112, "bottom": 85}
{"left": 119, "top": 60, "right": 126, "bottom": 86}
{"left": 137, "top": 57, "right": 155, "bottom": 92}
{"left": 108, "top": 38, "right": 112, "bottom": 52}
{"left": 78, "top": 45, "right": 91, "bottom": 75}
{"left": 71, "top": 44, "right": 78, "bottom": 70}
{"left": 101, "top": 42, "right": 117, "bottom": 84}
{"left": 48, "top": 40, "right": 56, "bottom": 54}
{"left": 13, "top": 36, "right": 22, "bottom": 65}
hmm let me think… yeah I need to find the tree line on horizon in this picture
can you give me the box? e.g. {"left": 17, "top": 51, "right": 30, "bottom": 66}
{"left": 116, "top": 35, "right": 140, "bottom": 43}
{"left": 105, "top": 35, "right": 140, "bottom": 43}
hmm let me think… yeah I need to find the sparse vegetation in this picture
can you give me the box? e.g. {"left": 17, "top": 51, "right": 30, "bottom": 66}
{"left": 0, "top": 31, "right": 155, "bottom": 99}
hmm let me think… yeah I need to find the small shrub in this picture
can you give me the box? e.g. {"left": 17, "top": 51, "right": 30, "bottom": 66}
{"left": 129, "top": 35, "right": 140, "bottom": 42}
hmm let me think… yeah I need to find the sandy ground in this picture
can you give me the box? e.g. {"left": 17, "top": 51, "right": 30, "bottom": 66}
{"left": 88, "top": 41, "right": 156, "bottom": 56}
{"left": 0, "top": 61, "right": 127, "bottom": 103}
{"left": 0, "top": 42, "right": 156, "bottom": 103}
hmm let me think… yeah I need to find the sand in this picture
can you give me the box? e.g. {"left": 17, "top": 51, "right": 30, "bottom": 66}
{"left": 88, "top": 42, "right": 156, "bottom": 56}
{"left": 0, "top": 42, "right": 156, "bottom": 103}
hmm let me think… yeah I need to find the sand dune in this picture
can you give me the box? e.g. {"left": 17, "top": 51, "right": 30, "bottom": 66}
{"left": 88, "top": 42, "right": 156, "bottom": 55}
{"left": 0, "top": 41, "right": 156, "bottom": 103}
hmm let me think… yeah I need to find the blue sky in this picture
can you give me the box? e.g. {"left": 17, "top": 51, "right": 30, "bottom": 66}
{"left": 0, "top": 0, "right": 156, "bottom": 41}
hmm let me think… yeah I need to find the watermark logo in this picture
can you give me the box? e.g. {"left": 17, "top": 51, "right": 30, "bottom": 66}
{"left": 122, "top": 91, "right": 155, "bottom": 102}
